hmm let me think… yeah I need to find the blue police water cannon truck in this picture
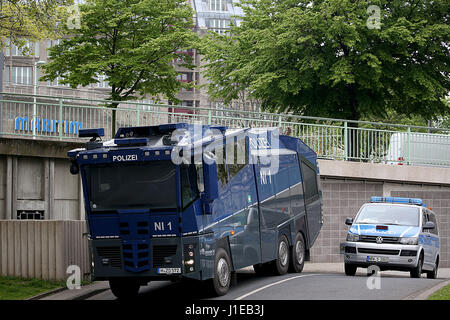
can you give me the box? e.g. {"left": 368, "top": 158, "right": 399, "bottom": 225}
{"left": 68, "top": 123, "right": 323, "bottom": 298}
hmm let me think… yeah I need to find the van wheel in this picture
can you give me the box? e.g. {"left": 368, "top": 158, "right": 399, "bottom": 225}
{"left": 410, "top": 253, "right": 423, "bottom": 278}
{"left": 344, "top": 263, "right": 357, "bottom": 276}
{"left": 289, "top": 232, "right": 305, "bottom": 273}
{"left": 109, "top": 279, "right": 140, "bottom": 300}
{"left": 210, "top": 247, "right": 232, "bottom": 296}
{"left": 427, "top": 258, "right": 439, "bottom": 279}
{"left": 273, "top": 235, "right": 290, "bottom": 275}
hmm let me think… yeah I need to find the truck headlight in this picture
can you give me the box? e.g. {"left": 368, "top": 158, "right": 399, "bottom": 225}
{"left": 346, "top": 233, "right": 360, "bottom": 242}
{"left": 400, "top": 237, "right": 418, "bottom": 245}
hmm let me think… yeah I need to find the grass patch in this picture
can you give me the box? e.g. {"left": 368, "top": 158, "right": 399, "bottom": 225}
{"left": 0, "top": 276, "right": 66, "bottom": 300}
{"left": 427, "top": 283, "right": 450, "bottom": 300}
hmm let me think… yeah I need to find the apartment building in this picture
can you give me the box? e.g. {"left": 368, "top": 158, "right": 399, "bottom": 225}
{"left": 1, "top": 0, "right": 259, "bottom": 114}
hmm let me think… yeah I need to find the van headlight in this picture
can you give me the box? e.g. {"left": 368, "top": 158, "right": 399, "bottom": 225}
{"left": 346, "top": 233, "right": 360, "bottom": 242}
{"left": 400, "top": 237, "right": 418, "bottom": 245}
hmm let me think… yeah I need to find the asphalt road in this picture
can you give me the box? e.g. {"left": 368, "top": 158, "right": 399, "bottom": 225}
{"left": 87, "top": 268, "right": 445, "bottom": 300}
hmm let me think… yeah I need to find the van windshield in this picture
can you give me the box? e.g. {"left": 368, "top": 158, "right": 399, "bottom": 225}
{"left": 355, "top": 204, "right": 419, "bottom": 226}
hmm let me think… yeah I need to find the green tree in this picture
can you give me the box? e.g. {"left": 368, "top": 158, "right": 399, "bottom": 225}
{"left": 201, "top": 0, "right": 450, "bottom": 155}
{"left": 40, "top": 0, "right": 198, "bottom": 135}
{"left": 0, "top": 0, "right": 71, "bottom": 47}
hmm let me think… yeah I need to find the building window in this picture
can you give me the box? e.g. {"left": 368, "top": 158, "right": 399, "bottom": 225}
{"left": 17, "top": 210, "right": 45, "bottom": 220}
{"left": 208, "top": 0, "right": 227, "bottom": 11}
{"left": 5, "top": 39, "right": 39, "bottom": 57}
{"left": 48, "top": 76, "right": 70, "bottom": 87}
{"left": 208, "top": 19, "right": 230, "bottom": 35}
{"left": 10, "top": 66, "right": 33, "bottom": 85}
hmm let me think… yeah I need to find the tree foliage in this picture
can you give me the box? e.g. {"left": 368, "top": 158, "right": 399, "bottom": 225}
{"left": 40, "top": 0, "right": 198, "bottom": 104}
{"left": 0, "top": 0, "right": 71, "bottom": 48}
{"left": 201, "top": 0, "right": 450, "bottom": 123}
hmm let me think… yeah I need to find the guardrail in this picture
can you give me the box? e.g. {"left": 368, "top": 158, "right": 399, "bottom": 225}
{"left": 1, "top": 92, "right": 449, "bottom": 167}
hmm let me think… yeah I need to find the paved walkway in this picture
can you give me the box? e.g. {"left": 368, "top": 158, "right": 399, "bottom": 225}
{"left": 38, "top": 263, "right": 450, "bottom": 300}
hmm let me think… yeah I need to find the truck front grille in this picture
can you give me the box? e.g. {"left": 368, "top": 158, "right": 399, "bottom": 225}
{"left": 96, "top": 246, "right": 122, "bottom": 268}
{"left": 153, "top": 245, "right": 178, "bottom": 268}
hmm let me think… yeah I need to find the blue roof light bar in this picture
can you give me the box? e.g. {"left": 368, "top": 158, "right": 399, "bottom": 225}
{"left": 370, "top": 196, "right": 423, "bottom": 206}
{"left": 79, "top": 128, "right": 104, "bottom": 138}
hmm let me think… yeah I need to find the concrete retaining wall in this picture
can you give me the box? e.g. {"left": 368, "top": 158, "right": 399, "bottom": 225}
{"left": 312, "top": 160, "right": 450, "bottom": 268}
{"left": 0, "top": 220, "right": 89, "bottom": 280}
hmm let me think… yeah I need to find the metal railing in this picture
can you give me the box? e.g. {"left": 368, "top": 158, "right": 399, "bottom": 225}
{"left": 1, "top": 92, "right": 449, "bottom": 167}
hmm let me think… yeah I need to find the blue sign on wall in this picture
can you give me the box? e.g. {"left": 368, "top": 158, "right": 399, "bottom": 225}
{"left": 15, "top": 116, "right": 83, "bottom": 134}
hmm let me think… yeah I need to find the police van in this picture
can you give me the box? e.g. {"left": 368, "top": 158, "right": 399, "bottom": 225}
{"left": 68, "top": 123, "right": 323, "bottom": 298}
{"left": 342, "top": 197, "right": 440, "bottom": 278}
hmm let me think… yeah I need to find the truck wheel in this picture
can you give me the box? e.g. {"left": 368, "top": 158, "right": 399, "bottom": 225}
{"left": 211, "top": 247, "right": 232, "bottom": 296}
{"left": 273, "top": 234, "right": 290, "bottom": 275}
{"left": 109, "top": 279, "right": 140, "bottom": 300}
{"left": 289, "top": 232, "right": 305, "bottom": 273}
{"left": 410, "top": 253, "right": 423, "bottom": 278}
{"left": 344, "top": 263, "right": 357, "bottom": 276}
{"left": 426, "top": 258, "right": 439, "bottom": 279}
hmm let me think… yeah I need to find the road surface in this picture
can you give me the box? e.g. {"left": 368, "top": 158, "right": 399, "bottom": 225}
{"left": 86, "top": 268, "right": 445, "bottom": 300}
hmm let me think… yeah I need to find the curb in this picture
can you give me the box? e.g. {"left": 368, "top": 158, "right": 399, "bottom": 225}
{"left": 402, "top": 279, "right": 450, "bottom": 300}
{"left": 412, "top": 279, "right": 450, "bottom": 300}
{"left": 27, "top": 287, "right": 68, "bottom": 300}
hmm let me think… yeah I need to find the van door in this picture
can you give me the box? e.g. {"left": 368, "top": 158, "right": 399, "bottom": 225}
{"left": 300, "top": 159, "right": 322, "bottom": 246}
{"left": 427, "top": 211, "right": 439, "bottom": 267}
{"left": 421, "top": 210, "right": 433, "bottom": 269}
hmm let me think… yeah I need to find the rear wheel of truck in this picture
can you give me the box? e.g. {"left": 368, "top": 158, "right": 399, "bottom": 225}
{"left": 270, "top": 234, "right": 290, "bottom": 275}
{"left": 210, "top": 247, "right": 232, "bottom": 296}
{"left": 289, "top": 232, "right": 305, "bottom": 273}
{"left": 109, "top": 279, "right": 140, "bottom": 300}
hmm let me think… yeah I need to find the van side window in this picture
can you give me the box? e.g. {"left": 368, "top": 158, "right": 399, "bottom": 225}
{"left": 300, "top": 161, "right": 319, "bottom": 202}
{"left": 422, "top": 211, "right": 429, "bottom": 232}
{"left": 428, "top": 212, "right": 439, "bottom": 235}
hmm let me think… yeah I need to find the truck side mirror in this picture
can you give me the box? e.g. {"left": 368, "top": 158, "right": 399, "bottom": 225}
{"left": 345, "top": 218, "right": 353, "bottom": 226}
{"left": 423, "top": 221, "right": 435, "bottom": 230}
{"left": 69, "top": 159, "right": 79, "bottom": 175}
{"left": 201, "top": 153, "right": 218, "bottom": 214}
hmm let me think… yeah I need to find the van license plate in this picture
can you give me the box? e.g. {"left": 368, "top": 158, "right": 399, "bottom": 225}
{"left": 366, "top": 256, "right": 389, "bottom": 263}
{"left": 157, "top": 268, "right": 181, "bottom": 274}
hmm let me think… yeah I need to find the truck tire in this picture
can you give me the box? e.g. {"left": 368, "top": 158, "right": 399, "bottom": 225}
{"left": 109, "top": 279, "right": 140, "bottom": 300}
{"left": 289, "top": 232, "right": 305, "bottom": 273}
{"left": 410, "top": 253, "right": 424, "bottom": 278}
{"left": 344, "top": 263, "right": 357, "bottom": 276}
{"left": 211, "top": 247, "right": 232, "bottom": 296}
{"left": 272, "top": 234, "right": 290, "bottom": 275}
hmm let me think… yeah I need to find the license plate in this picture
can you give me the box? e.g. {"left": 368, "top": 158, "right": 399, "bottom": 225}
{"left": 157, "top": 268, "right": 181, "bottom": 274}
{"left": 366, "top": 256, "right": 389, "bottom": 263}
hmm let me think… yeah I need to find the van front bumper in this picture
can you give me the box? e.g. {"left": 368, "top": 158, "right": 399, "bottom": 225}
{"left": 342, "top": 242, "right": 420, "bottom": 270}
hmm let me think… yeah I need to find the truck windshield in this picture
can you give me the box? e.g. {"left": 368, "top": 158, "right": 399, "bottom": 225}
{"left": 355, "top": 205, "right": 419, "bottom": 226}
{"left": 85, "top": 161, "right": 177, "bottom": 212}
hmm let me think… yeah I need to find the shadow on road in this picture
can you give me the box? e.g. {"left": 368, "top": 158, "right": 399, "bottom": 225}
{"left": 130, "top": 270, "right": 276, "bottom": 300}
